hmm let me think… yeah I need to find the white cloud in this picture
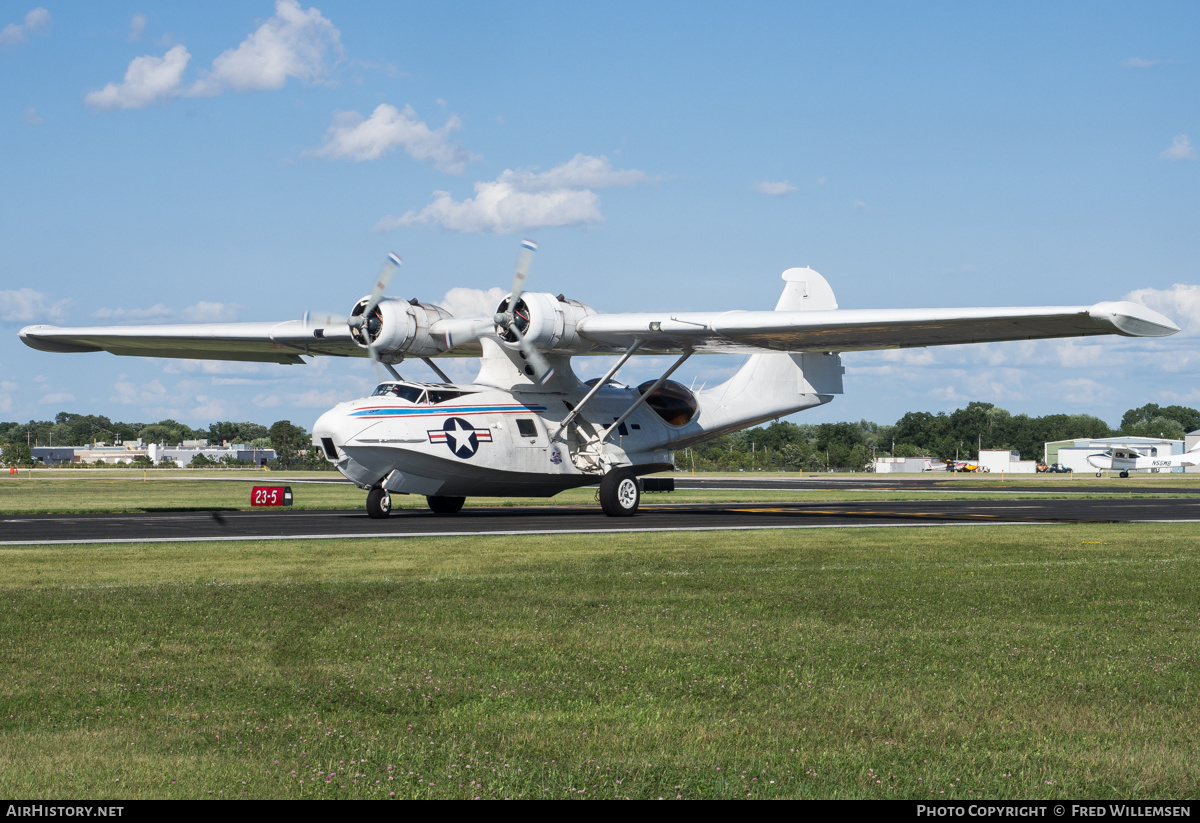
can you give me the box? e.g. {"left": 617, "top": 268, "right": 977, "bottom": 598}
{"left": 162, "top": 360, "right": 265, "bottom": 376}
{"left": 0, "top": 7, "right": 50, "bottom": 46}
{"left": 1059, "top": 377, "right": 1108, "bottom": 405}
{"left": 254, "top": 388, "right": 345, "bottom": 409}
{"left": 875, "top": 348, "right": 937, "bottom": 366}
{"left": 113, "top": 377, "right": 171, "bottom": 406}
{"left": 21, "top": 107, "right": 42, "bottom": 125}
{"left": 378, "top": 153, "right": 649, "bottom": 234}
{"left": 0, "top": 381, "right": 16, "bottom": 413}
{"left": 180, "top": 301, "right": 241, "bottom": 322}
{"left": 503, "top": 154, "right": 649, "bottom": 191}
{"left": 1161, "top": 134, "right": 1194, "bottom": 161}
{"left": 90, "top": 304, "right": 174, "bottom": 322}
{"left": 1124, "top": 283, "right": 1200, "bottom": 336}
{"left": 0, "top": 288, "right": 71, "bottom": 323}
{"left": 188, "top": 0, "right": 342, "bottom": 97}
{"left": 306, "top": 104, "right": 478, "bottom": 174}
{"left": 1123, "top": 57, "right": 1166, "bottom": 68}
{"left": 86, "top": 2, "right": 341, "bottom": 110}
{"left": 253, "top": 393, "right": 282, "bottom": 409}
{"left": 38, "top": 391, "right": 75, "bottom": 405}
{"left": 438, "top": 286, "right": 506, "bottom": 318}
{"left": 84, "top": 44, "right": 191, "bottom": 110}
{"left": 90, "top": 301, "right": 241, "bottom": 323}
{"left": 1049, "top": 338, "right": 1106, "bottom": 368}
{"left": 129, "top": 13, "right": 147, "bottom": 42}
{"left": 753, "top": 180, "right": 797, "bottom": 196}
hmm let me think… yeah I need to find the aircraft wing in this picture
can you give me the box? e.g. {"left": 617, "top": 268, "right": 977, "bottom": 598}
{"left": 18, "top": 300, "right": 1177, "bottom": 363}
{"left": 18, "top": 320, "right": 363, "bottom": 364}
{"left": 573, "top": 301, "right": 1178, "bottom": 353}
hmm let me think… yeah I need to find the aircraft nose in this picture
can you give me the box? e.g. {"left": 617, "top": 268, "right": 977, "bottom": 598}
{"left": 312, "top": 406, "right": 356, "bottom": 460}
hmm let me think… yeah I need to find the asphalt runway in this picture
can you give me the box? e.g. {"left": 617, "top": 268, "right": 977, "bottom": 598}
{"left": 82, "top": 471, "right": 1200, "bottom": 495}
{"left": 673, "top": 476, "right": 1200, "bottom": 494}
{"left": 5, "top": 496, "right": 1200, "bottom": 545}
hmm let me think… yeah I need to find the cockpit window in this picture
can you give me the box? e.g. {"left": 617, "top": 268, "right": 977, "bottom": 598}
{"left": 372, "top": 383, "right": 426, "bottom": 403}
{"left": 427, "top": 390, "right": 468, "bottom": 404}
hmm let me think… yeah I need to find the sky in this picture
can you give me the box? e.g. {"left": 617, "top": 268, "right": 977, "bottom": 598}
{"left": 2, "top": 1, "right": 1198, "bottom": 432}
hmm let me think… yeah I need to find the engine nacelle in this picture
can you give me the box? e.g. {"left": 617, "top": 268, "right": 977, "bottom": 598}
{"left": 349, "top": 296, "right": 452, "bottom": 360}
{"left": 494, "top": 291, "right": 596, "bottom": 354}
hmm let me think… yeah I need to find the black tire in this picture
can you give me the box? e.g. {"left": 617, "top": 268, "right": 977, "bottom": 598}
{"left": 426, "top": 495, "right": 465, "bottom": 514}
{"left": 366, "top": 487, "right": 392, "bottom": 519}
{"left": 1119, "top": 470, "right": 1129, "bottom": 478}
{"left": 599, "top": 468, "right": 640, "bottom": 517}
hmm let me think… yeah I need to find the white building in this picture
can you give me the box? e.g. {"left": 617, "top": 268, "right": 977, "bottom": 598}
{"left": 148, "top": 443, "right": 276, "bottom": 467}
{"left": 872, "top": 456, "right": 944, "bottom": 473}
{"left": 977, "top": 449, "right": 1038, "bottom": 474}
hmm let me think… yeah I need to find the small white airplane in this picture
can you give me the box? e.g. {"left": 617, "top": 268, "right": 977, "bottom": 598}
{"left": 1086, "top": 443, "right": 1200, "bottom": 477}
{"left": 20, "top": 241, "right": 1180, "bottom": 516}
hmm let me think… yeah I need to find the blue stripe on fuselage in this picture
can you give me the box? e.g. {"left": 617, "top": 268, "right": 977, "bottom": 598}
{"left": 349, "top": 404, "right": 547, "bottom": 420}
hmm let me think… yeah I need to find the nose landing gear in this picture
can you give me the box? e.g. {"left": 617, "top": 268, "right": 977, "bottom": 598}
{"left": 366, "top": 487, "right": 392, "bottom": 519}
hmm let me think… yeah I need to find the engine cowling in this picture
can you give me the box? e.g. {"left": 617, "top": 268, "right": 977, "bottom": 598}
{"left": 348, "top": 296, "right": 452, "bottom": 360}
{"left": 493, "top": 291, "right": 596, "bottom": 354}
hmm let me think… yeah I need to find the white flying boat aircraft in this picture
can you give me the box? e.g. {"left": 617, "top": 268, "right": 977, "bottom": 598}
{"left": 1086, "top": 443, "right": 1200, "bottom": 477}
{"left": 20, "top": 242, "right": 1179, "bottom": 517}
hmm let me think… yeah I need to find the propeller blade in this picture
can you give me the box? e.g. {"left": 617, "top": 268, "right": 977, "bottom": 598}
{"left": 301, "top": 311, "right": 347, "bottom": 328}
{"left": 364, "top": 252, "right": 402, "bottom": 317}
{"left": 508, "top": 322, "right": 556, "bottom": 386}
{"left": 509, "top": 238, "right": 536, "bottom": 305}
{"left": 368, "top": 346, "right": 388, "bottom": 382}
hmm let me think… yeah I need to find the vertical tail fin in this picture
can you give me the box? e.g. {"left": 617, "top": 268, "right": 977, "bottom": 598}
{"left": 696, "top": 268, "right": 844, "bottom": 433}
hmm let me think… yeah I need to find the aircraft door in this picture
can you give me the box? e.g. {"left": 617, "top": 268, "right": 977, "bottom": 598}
{"left": 514, "top": 416, "right": 548, "bottom": 448}
{"left": 510, "top": 415, "right": 566, "bottom": 472}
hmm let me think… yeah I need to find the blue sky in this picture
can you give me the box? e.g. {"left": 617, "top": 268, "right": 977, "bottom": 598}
{"left": 2, "top": 1, "right": 1197, "bottom": 431}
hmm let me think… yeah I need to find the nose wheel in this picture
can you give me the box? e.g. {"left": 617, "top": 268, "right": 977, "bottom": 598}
{"left": 366, "top": 487, "right": 392, "bottom": 519}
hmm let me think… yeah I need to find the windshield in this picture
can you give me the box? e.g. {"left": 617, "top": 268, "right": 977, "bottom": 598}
{"left": 372, "top": 383, "right": 426, "bottom": 403}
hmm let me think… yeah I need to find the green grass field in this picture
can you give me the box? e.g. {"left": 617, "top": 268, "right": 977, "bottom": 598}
{"left": 1, "top": 522, "right": 1197, "bottom": 799}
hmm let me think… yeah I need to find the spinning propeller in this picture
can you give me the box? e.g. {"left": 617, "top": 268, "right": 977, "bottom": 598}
{"left": 493, "top": 239, "right": 555, "bottom": 385}
{"left": 301, "top": 241, "right": 556, "bottom": 385}
{"left": 302, "top": 252, "right": 403, "bottom": 379}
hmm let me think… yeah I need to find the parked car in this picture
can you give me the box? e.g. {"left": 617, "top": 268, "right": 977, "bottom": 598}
{"left": 1047, "top": 463, "right": 1073, "bottom": 473}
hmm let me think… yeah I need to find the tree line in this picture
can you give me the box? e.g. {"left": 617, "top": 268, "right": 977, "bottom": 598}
{"left": 0, "top": 413, "right": 319, "bottom": 469}
{"left": 679, "top": 402, "right": 1200, "bottom": 472}
{"left": 3, "top": 402, "right": 1198, "bottom": 472}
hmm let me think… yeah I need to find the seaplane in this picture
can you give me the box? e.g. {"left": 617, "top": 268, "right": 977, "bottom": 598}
{"left": 19, "top": 241, "right": 1180, "bottom": 517}
{"left": 1086, "top": 443, "right": 1200, "bottom": 477}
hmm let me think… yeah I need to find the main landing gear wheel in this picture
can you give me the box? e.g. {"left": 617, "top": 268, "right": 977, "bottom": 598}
{"left": 366, "top": 487, "right": 392, "bottom": 519}
{"left": 1119, "top": 470, "right": 1129, "bottom": 478}
{"left": 427, "top": 495, "right": 466, "bottom": 514}
{"left": 599, "top": 468, "right": 640, "bottom": 517}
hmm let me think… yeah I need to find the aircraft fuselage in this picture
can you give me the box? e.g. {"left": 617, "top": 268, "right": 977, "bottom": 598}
{"left": 313, "top": 381, "right": 677, "bottom": 498}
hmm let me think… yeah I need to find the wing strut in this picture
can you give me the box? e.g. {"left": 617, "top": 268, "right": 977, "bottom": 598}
{"left": 551, "top": 340, "right": 644, "bottom": 441}
{"left": 599, "top": 349, "right": 693, "bottom": 445}
{"left": 422, "top": 357, "right": 451, "bottom": 383}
